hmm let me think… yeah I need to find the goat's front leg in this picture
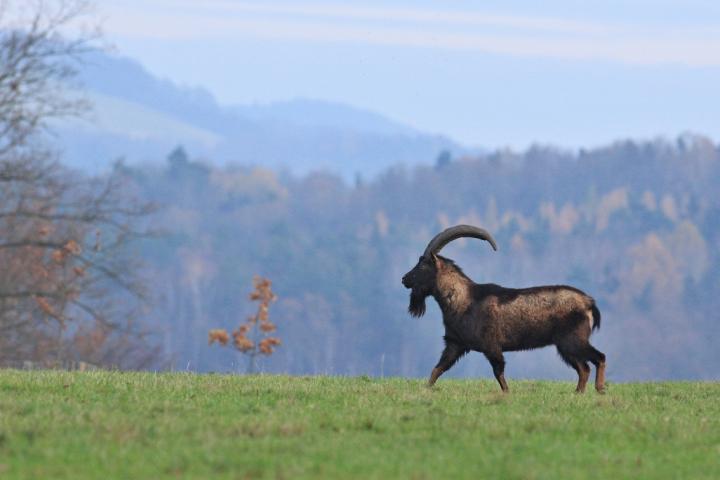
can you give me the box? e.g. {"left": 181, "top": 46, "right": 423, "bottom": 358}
{"left": 484, "top": 351, "right": 509, "bottom": 393}
{"left": 428, "top": 341, "right": 466, "bottom": 387}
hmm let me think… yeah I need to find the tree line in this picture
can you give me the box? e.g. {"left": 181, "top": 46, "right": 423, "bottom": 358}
{"left": 119, "top": 137, "right": 719, "bottom": 380}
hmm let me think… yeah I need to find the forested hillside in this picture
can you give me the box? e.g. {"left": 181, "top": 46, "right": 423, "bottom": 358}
{"left": 123, "top": 135, "right": 720, "bottom": 381}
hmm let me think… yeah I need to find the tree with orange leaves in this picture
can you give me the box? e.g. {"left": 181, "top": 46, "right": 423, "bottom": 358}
{"left": 209, "top": 276, "right": 280, "bottom": 373}
{"left": 0, "top": 1, "right": 159, "bottom": 369}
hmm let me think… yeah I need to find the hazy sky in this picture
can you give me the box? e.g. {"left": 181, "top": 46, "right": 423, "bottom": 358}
{"left": 99, "top": 1, "right": 720, "bottom": 149}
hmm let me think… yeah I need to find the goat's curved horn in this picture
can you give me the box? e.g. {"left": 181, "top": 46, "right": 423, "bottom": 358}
{"left": 423, "top": 224, "right": 498, "bottom": 257}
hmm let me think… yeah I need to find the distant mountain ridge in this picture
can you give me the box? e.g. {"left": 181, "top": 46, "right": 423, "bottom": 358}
{"left": 55, "top": 52, "right": 462, "bottom": 177}
{"left": 233, "top": 99, "right": 419, "bottom": 137}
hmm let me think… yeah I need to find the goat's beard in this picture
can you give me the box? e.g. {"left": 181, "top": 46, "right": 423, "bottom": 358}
{"left": 408, "top": 288, "right": 428, "bottom": 317}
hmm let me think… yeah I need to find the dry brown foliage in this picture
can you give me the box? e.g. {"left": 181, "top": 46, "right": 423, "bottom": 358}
{"left": 208, "top": 329, "right": 229, "bottom": 346}
{"left": 209, "top": 276, "right": 280, "bottom": 371}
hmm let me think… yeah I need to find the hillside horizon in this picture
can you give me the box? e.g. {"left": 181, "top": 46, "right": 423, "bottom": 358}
{"left": 55, "top": 51, "right": 463, "bottom": 178}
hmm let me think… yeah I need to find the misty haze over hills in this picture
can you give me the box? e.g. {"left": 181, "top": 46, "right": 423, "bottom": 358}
{"left": 38, "top": 52, "right": 720, "bottom": 382}
{"left": 57, "top": 52, "right": 461, "bottom": 178}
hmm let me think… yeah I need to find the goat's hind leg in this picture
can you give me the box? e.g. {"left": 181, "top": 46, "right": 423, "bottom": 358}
{"left": 582, "top": 345, "right": 606, "bottom": 393}
{"left": 428, "top": 341, "right": 466, "bottom": 387}
{"left": 557, "top": 347, "right": 590, "bottom": 393}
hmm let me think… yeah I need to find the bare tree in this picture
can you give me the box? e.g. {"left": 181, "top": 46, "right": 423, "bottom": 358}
{"left": 0, "top": 0, "right": 97, "bottom": 160}
{"left": 0, "top": 1, "right": 160, "bottom": 369}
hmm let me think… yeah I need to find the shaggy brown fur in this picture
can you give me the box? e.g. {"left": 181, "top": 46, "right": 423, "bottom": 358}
{"left": 403, "top": 254, "right": 606, "bottom": 393}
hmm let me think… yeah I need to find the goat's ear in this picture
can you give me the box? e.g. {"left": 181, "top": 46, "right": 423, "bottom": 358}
{"left": 432, "top": 253, "right": 442, "bottom": 270}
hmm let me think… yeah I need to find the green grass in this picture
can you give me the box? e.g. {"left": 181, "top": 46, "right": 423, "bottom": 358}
{"left": 0, "top": 371, "right": 719, "bottom": 479}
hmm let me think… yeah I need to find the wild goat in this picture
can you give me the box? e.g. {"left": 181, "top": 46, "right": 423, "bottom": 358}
{"left": 402, "top": 225, "right": 606, "bottom": 393}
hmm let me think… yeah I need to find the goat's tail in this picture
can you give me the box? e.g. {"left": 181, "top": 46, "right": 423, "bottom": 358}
{"left": 590, "top": 302, "right": 601, "bottom": 332}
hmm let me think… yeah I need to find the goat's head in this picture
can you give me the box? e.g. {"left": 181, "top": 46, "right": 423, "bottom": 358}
{"left": 402, "top": 254, "right": 438, "bottom": 317}
{"left": 402, "top": 225, "right": 497, "bottom": 317}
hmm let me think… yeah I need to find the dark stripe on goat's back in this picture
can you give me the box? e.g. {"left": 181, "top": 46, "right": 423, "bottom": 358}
{"left": 474, "top": 283, "right": 589, "bottom": 305}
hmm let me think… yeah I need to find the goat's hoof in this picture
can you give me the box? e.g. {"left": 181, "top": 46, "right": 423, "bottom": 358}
{"left": 596, "top": 386, "right": 606, "bottom": 394}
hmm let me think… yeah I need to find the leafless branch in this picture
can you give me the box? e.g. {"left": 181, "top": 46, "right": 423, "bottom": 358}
{"left": 0, "top": 1, "right": 162, "bottom": 370}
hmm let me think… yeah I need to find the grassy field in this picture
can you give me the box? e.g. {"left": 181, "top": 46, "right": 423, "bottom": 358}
{"left": 0, "top": 371, "right": 718, "bottom": 479}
